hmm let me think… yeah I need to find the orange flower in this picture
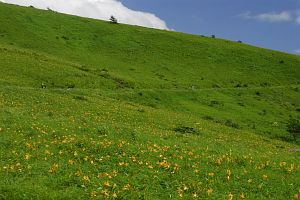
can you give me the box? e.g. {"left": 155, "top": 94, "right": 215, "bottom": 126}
{"left": 159, "top": 160, "right": 170, "bottom": 169}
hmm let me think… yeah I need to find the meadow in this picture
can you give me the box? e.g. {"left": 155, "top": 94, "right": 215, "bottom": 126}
{"left": 0, "top": 2, "right": 299, "bottom": 199}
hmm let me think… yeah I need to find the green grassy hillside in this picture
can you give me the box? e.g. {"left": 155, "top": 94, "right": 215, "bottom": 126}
{"left": 0, "top": 2, "right": 300, "bottom": 199}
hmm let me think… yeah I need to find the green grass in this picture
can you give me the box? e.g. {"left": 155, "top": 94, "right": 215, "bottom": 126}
{"left": 0, "top": 2, "right": 300, "bottom": 199}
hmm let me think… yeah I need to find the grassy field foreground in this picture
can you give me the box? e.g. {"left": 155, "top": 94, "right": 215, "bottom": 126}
{"left": 0, "top": 2, "right": 300, "bottom": 199}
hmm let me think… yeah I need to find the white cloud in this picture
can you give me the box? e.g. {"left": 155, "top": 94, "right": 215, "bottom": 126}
{"left": 256, "top": 11, "right": 292, "bottom": 22}
{"left": 241, "top": 11, "right": 292, "bottom": 23}
{"left": 1, "top": 0, "right": 169, "bottom": 30}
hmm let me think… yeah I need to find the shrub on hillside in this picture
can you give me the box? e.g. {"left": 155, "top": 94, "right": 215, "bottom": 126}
{"left": 209, "top": 100, "right": 224, "bottom": 107}
{"left": 202, "top": 115, "right": 214, "bottom": 121}
{"left": 109, "top": 15, "right": 118, "bottom": 24}
{"left": 65, "top": 83, "right": 75, "bottom": 89}
{"left": 173, "top": 125, "right": 198, "bottom": 135}
{"left": 224, "top": 119, "right": 240, "bottom": 129}
{"left": 235, "top": 83, "right": 242, "bottom": 88}
{"left": 212, "top": 83, "right": 221, "bottom": 88}
{"left": 61, "top": 36, "right": 69, "bottom": 40}
{"left": 287, "top": 118, "right": 300, "bottom": 141}
{"left": 73, "top": 95, "right": 87, "bottom": 101}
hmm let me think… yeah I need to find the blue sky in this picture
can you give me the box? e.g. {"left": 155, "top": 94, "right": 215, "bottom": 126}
{"left": 123, "top": 0, "right": 300, "bottom": 54}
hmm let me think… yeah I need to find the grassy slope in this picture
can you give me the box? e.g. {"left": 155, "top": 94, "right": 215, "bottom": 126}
{"left": 0, "top": 3, "right": 300, "bottom": 139}
{"left": 0, "top": 3, "right": 300, "bottom": 199}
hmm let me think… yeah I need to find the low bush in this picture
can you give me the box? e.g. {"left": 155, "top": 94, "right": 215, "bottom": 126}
{"left": 73, "top": 95, "right": 87, "bottom": 101}
{"left": 173, "top": 125, "right": 198, "bottom": 135}
{"left": 202, "top": 115, "right": 214, "bottom": 121}
{"left": 66, "top": 83, "right": 75, "bottom": 89}
{"left": 287, "top": 118, "right": 300, "bottom": 141}
{"left": 224, "top": 119, "right": 240, "bottom": 129}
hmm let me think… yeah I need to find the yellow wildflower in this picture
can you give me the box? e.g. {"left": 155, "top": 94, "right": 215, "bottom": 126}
{"left": 208, "top": 172, "right": 215, "bottom": 177}
{"left": 148, "top": 165, "right": 154, "bottom": 169}
{"left": 159, "top": 160, "right": 170, "bottom": 169}
{"left": 45, "top": 150, "right": 50, "bottom": 155}
{"left": 173, "top": 163, "right": 180, "bottom": 171}
{"left": 279, "top": 162, "right": 286, "bottom": 167}
{"left": 83, "top": 156, "right": 89, "bottom": 161}
{"left": 48, "top": 163, "right": 59, "bottom": 173}
{"left": 123, "top": 184, "right": 131, "bottom": 191}
{"left": 103, "top": 181, "right": 111, "bottom": 187}
{"left": 183, "top": 185, "right": 188, "bottom": 191}
{"left": 68, "top": 160, "right": 75, "bottom": 165}
{"left": 207, "top": 188, "right": 213, "bottom": 196}
{"left": 24, "top": 153, "right": 31, "bottom": 160}
{"left": 90, "top": 191, "right": 97, "bottom": 198}
{"left": 177, "top": 188, "right": 184, "bottom": 198}
{"left": 288, "top": 164, "right": 295, "bottom": 173}
{"left": 240, "top": 193, "right": 246, "bottom": 199}
{"left": 75, "top": 170, "right": 81, "bottom": 177}
{"left": 112, "top": 192, "right": 118, "bottom": 198}
{"left": 83, "top": 175, "right": 90, "bottom": 183}
{"left": 262, "top": 175, "right": 268, "bottom": 180}
{"left": 100, "top": 189, "right": 109, "bottom": 197}
{"left": 229, "top": 192, "right": 233, "bottom": 200}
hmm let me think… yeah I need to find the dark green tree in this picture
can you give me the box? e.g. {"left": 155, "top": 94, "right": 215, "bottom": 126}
{"left": 287, "top": 118, "right": 300, "bottom": 141}
{"left": 109, "top": 15, "right": 118, "bottom": 24}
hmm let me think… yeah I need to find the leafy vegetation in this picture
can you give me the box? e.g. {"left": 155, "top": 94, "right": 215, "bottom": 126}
{"left": 173, "top": 125, "right": 199, "bottom": 135}
{"left": 287, "top": 118, "right": 300, "bottom": 141}
{"left": 0, "top": 2, "right": 299, "bottom": 199}
{"left": 109, "top": 15, "right": 118, "bottom": 24}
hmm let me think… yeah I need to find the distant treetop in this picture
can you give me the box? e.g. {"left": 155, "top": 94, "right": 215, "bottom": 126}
{"left": 109, "top": 15, "right": 118, "bottom": 24}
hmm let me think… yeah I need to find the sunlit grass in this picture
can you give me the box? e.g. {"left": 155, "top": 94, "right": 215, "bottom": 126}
{"left": 0, "top": 2, "right": 300, "bottom": 199}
